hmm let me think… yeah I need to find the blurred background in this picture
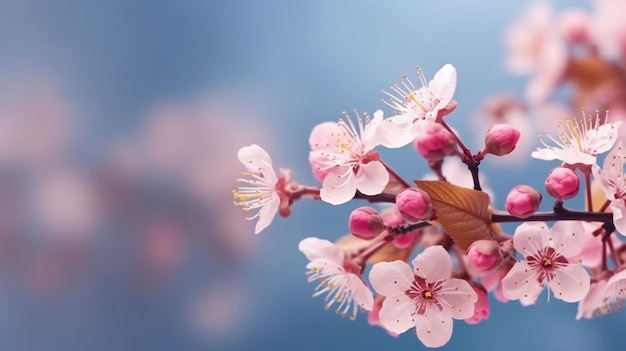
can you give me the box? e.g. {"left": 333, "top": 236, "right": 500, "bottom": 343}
{"left": 0, "top": 0, "right": 625, "bottom": 350}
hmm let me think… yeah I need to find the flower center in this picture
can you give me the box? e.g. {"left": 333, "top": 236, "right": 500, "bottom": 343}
{"left": 542, "top": 257, "right": 553, "bottom": 268}
{"left": 422, "top": 290, "right": 434, "bottom": 299}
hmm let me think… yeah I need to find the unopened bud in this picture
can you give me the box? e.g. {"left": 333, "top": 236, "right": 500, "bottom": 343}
{"left": 484, "top": 124, "right": 520, "bottom": 156}
{"left": 466, "top": 240, "right": 502, "bottom": 272}
{"left": 395, "top": 188, "right": 433, "bottom": 222}
{"left": 348, "top": 207, "right": 384, "bottom": 240}
{"left": 545, "top": 167, "right": 580, "bottom": 200}
{"left": 505, "top": 185, "right": 542, "bottom": 218}
{"left": 413, "top": 123, "right": 457, "bottom": 161}
{"left": 465, "top": 283, "right": 490, "bottom": 325}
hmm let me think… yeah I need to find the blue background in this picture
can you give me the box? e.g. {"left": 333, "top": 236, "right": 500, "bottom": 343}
{"left": 1, "top": 0, "right": 625, "bottom": 350}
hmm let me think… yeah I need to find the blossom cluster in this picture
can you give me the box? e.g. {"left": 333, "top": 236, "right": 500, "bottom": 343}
{"left": 232, "top": 2, "right": 626, "bottom": 347}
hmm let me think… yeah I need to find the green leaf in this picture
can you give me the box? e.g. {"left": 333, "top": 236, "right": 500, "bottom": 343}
{"left": 414, "top": 180, "right": 492, "bottom": 250}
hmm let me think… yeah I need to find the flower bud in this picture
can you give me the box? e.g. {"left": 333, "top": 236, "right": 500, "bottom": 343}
{"left": 380, "top": 210, "right": 419, "bottom": 249}
{"left": 465, "top": 284, "right": 490, "bottom": 325}
{"left": 466, "top": 240, "right": 502, "bottom": 272}
{"left": 395, "top": 188, "right": 433, "bottom": 222}
{"left": 545, "top": 167, "right": 579, "bottom": 200}
{"left": 348, "top": 207, "right": 384, "bottom": 240}
{"left": 484, "top": 124, "right": 520, "bottom": 156}
{"left": 413, "top": 123, "right": 457, "bottom": 161}
{"left": 505, "top": 185, "right": 542, "bottom": 218}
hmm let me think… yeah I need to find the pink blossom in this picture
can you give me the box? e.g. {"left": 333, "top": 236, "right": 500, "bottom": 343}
{"left": 299, "top": 237, "right": 374, "bottom": 319}
{"left": 592, "top": 141, "right": 626, "bottom": 235}
{"left": 532, "top": 111, "right": 621, "bottom": 167}
{"left": 377, "top": 64, "right": 457, "bottom": 149}
{"left": 395, "top": 187, "right": 433, "bottom": 222}
{"left": 348, "top": 207, "right": 385, "bottom": 240}
{"left": 484, "top": 124, "right": 521, "bottom": 156}
{"left": 381, "top": 209, "right": 420, "bottom": 249}
{"left": 369, "top": 246, "right": 477, "bottom": 348}
{"left": 413, "top": 123, "right": 457, "bottom": 161}
{"left": 590, "top": 0, "right": 626, "bottom": 59}
{"left": 310, "top": 110, "right": 389, "bottom": 205}
{"left": 502, "top": 221, "right": 590, "bottom": 304}
{"left": 505, "top": 185, "right": 542, "bottom": 218}
{"left": 545, "top": 167, "right": 580, "bottom": 200}
{"left": 466, "top": 240, "right": 503, "bottom": 273}
{"left": 233, "top": 144, "right": 282, "bottom": 234}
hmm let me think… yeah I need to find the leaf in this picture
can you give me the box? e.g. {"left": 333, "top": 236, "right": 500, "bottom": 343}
{"left": 414, "top": 180, "right": 492, "bottom": 250}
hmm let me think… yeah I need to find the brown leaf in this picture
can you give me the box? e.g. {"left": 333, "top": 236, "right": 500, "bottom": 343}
{"left": 414, "top": 180, "right": 492, "bottom": 250}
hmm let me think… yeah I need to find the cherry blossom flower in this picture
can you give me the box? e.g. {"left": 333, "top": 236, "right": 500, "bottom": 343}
{"left": 502, "top": 221, "right": 590, "bottom": 304}
{"left": 298, "top": 237, "right": 374, "bottom": 320}
{"left": 376, "top": 64, "right": 457, "bottom": 148}
{"left": 599, "top": 270, "right": 626, "bottom": 314}
{"left": 310, "top": 110, "right": 389, "bottom": 205}
{"left": 577, "top": 270, "right": 626, "bottom": 319}
{"left": 369, "top": 246, "right": 477, "bottom": 348}
{"left": 531, "top": 111, "right": 621, "bottom": 167}
{"left": 592, "top": 141, "right": 626, "bottom": 235}
{"left": 233, "top": 144, "right": 283, "bottom": 234}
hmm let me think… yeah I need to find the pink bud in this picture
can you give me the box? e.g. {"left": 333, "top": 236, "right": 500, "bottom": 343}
{"left": 413, "top": 123, "right": 457, "bottom": 161}
{"left": 558, "top": 9, "right": 589, "bottom": 43}
{"left": 505, "top": 185, "right": 542, "bottom": 218}
{"left": 348, "top": 207, "right": 384, "bottom": 240}
{"left": 484, "top": 124, "right": 520, "bottom": 156}
{"left": 545, "top": 167, "right": 579, "bottom": 200}
{"left": 465, "top": 284, "right": 490, "bottom": 325}
{"left": 395, "top": 188, "right": 433, "bottom": 222}
{"left": 380, "top": 209, "right": 420, "bottom": 249}
{"left": 466, "top": 240, "right": 502, "bottom": 272}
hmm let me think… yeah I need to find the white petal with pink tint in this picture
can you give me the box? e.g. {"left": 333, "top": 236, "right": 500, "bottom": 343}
{"left": 299, "top": 237, "right": 374, "bottom": 320}
{"left": 233, "top": 144, "right": 281, "bottom": 234}
{"left": 549, "top": 264, "right": 590, "bottom": 302}
{"left": 320, "top": 166, "right": 358, "bottom": 205}
{"left": 412, "top": 245, "right": 452, "bottom": 282}
{"left": 354, "top": 161, "right": 388, "bottom": 196}
{"left": 414, "top": 307, "right": 453, "bottom": 348}
{"left": 369, "top": 246, "right": 476, "bottom": 348}
{"left": 369, "top": 261, "right": 414, "bottom": 297}
{"left": 502, "top": 261, "right": 543, "bottom": 302}
{"left": 378, "top": 294, "right": 416, "bottom": 334}
{"left": 513, "top": 222, "right": 547, "bottom": 257}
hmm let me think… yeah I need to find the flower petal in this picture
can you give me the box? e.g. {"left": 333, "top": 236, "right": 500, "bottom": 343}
{"left": 549, "top": 220, "right": 586, "bottom": 257}
{"left": 355, "top": 161, "right": 388, "bottom": 196}
{"left": 369, "top": 261, "right": 414, "bottom": 297}
{"left": 411, "top": 246, "right": 452, "bottom": 282}
{"left": 254, "top": 192, "right": 280, "bottom": 234}
{"left": 437, "top": 278, "right": 478, "bottom": 320}
{"left": 548, "top": 264, "right": 590, "bottom": 302}
{"left": 298, "top": 237, "right": 344, "bottom": 265}
{"left": 238, "top": 144, "right": 275, "bottom": 180}
{"left": 414, "top": 306, "right": 453, "bottom": 348}
{"left": 513, "top": 222, "right": 548, "bottom": 257}
{"left": 502, "top": 261, "right": 543, "bottom": 302}
{"left": 345, "top": 274, "right": 375, "bottom": 311}
{"left": 576, "top": 279, "right": 607, "bottom": 320}
{"left": 429, "top": 64, "right": 457, "bottom": 109}
{"left": 375, "top": 116, "right": 420, "bottom": 149}
{"left": 611, "top": 201, "right": 626, "bottom": 236}
{"left": 320, "top": 166, "right": 357, "bottom": 205}
{"left": 309, "top": 121, "right": 341, "bottom": 151}
{"left": 378, "top": 294, "right": 416, "bottom": 334}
